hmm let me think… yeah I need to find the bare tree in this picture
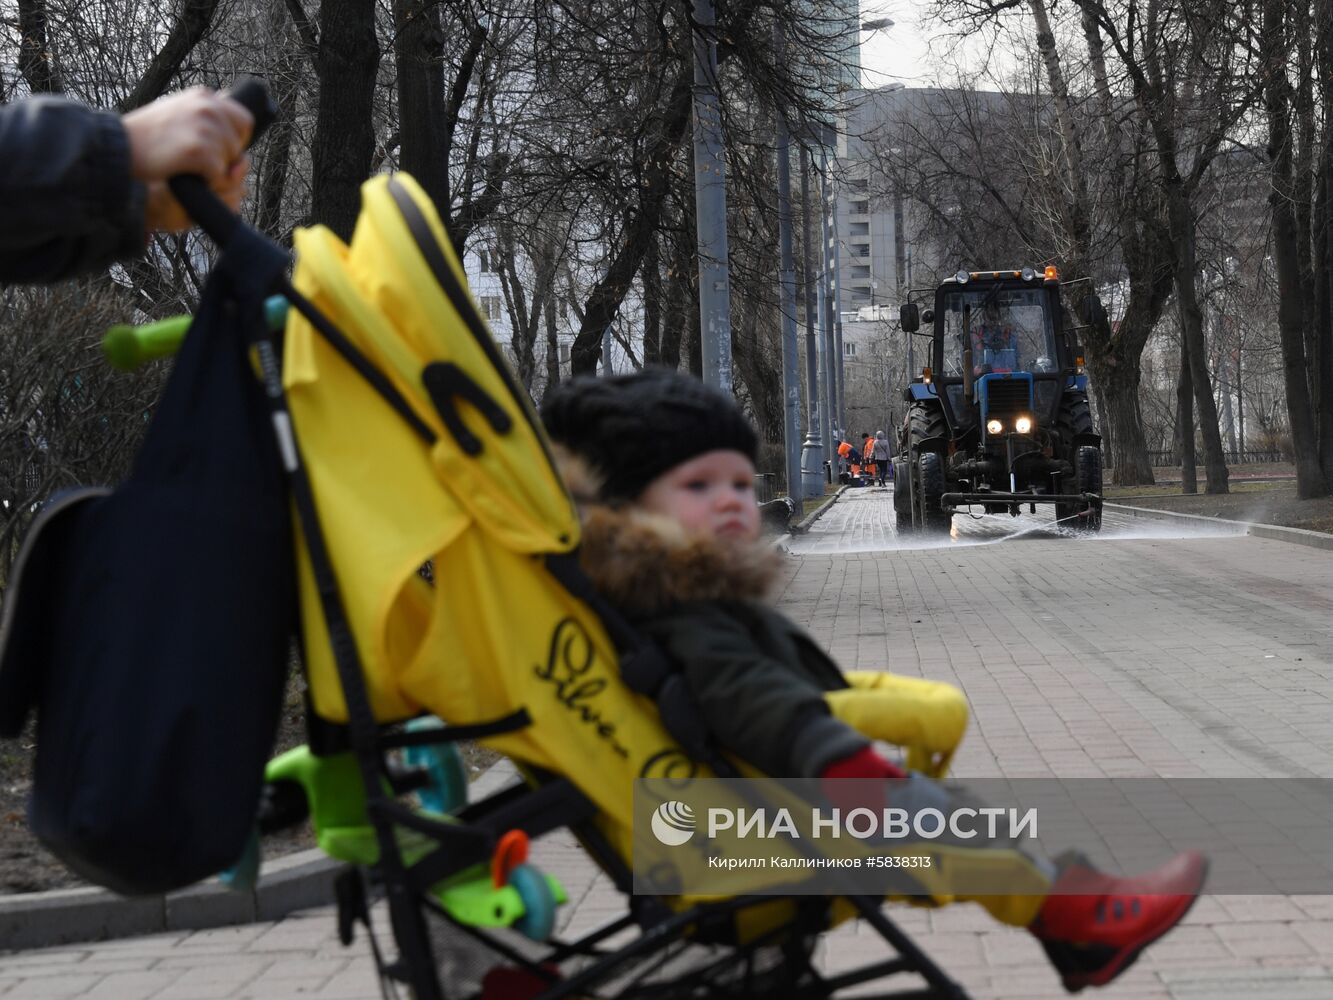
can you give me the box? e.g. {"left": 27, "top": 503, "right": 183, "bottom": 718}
{"left": 1076, "top": 0, "right": 1262, "bottom": 494}
{"left": 307, "top": 0, "right": 378, "bottom": 239}
{"left": 118, "top": 0, "right": 222, "bottom": 112}
{"left": 0, "top": 284, "right": 169, "bottom": 581}
{"left": 1261, "top": 0, "right": 1329, "bottom": 496}
{"left": 17, "top": 0, "right": 64, "bottom": 94}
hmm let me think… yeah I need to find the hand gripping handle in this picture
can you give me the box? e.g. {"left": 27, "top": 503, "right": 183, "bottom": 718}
{"left": 165, "top": 76, "right": 278, "bottom": 247}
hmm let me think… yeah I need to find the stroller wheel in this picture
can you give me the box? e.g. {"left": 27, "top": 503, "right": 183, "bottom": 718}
{"left": 509, "top": 863, "right": 556, "bottom": 941}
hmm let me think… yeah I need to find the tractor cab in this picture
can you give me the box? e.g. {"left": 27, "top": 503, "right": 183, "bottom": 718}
{"left": 943, "top": 282, "right": 1058, "bottom": 378}
{"left": 933, "top": 269, "right": 1075, "bottom": 441}
{"left": 894, "top": 266, "right": 1104, "bottom": 536}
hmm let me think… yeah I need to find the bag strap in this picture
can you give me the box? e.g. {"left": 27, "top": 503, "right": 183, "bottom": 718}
{"left": 206, "top": 228, "right": 444, "bottom": 997}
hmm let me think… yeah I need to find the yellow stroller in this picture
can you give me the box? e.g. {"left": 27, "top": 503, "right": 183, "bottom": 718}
{"left": 119, "top": 155, "right": 984, "bottom": 997}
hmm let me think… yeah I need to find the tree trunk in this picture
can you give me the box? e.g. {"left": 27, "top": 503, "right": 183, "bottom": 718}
{"left": 440, "top": 22, "right": 487, "bottom": 229}
{"left": 1218, "top": 349, "right": 1238, "bottom": 457}
{"left": 394, "top": 0, "right": 450, "bottom": 213}
{"left": 1027, "top": 0, "right": 1093, "bottom": 259}
{"left": 643, "top": 232, "right": 662, "bottom": 367}
{"left": 1236, "top": 344, "right": 1245, "bottom": 457}
{"left": 659, "top": 228, "right": 688, "bottom": 370}
{"left": 686, "top": 285, "right": 703, "bottom": 379}
{"left": 496, "top": 223, "right": 535, "bottom": 390}
{"left": 1264, "top": 0, "right": 1329, "bottom": 497}
{"left": 1294, "top": 0, "right": 1319, "bottom": 409}
{"left": 1091, "top": 376, "right": 1113, "bottom": 458}
{"left": 1164, "top": 181, "right": 1228, "bottom": 492}
{"left": 17, "top": 0, "right": 62, "bottom": 94}
{"left": 526, "top": 229, "right": 561, "bottom": 392}
{"left": 311, "top": 0, "right": 378, "bottom": 240}
{"left": 1085, "top": 0, "right": 1228, "bottom": 490}
{"left": 1078, "top": 7, "right": 1167, "bottom": 483}
{"left": 571, "top": 72, "right": 693, "bottom": 374}
{"left": 1177, "top": 332, "right": 1197, "bottom": 493}
{"left": 1099, "top": 349, "right": 1155, "bottom": 484}
{"left": 1316, "top": 0, "right": 1333, "bottom": 480}
{"left": 543, "top": 292, "right": 560, "bottom": 400}
{"left": 256, "top": 3, "right": 301, "bottom": 242}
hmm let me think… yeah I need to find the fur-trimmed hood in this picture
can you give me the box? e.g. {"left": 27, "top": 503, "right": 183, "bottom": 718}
{"left": 553, "top": 446, "right": 782, "bottom": 616}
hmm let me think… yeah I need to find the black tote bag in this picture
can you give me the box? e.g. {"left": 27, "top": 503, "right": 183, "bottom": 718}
{"left": 0, "top": 232, "right": 296, "bottom": 895}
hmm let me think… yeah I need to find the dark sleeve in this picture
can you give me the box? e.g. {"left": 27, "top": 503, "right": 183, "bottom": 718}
{"left": 0, "top": 98, "right": 147, "bottom": 282}
{"left": 649, "top": 604, "right": 867, "bottom": 779}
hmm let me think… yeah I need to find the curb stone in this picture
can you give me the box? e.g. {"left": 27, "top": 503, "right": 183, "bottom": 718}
{"left": 1105, "top": 502, "right": 1333, "bottom": 551}
{"left": 0, "top": 758, "right": 523, "bottom": 952}
{"left": 791, "top": 486, "right": 846, "bottom": 535}
{"left": 0, "top": 846, "right": 338, "bottom": 952}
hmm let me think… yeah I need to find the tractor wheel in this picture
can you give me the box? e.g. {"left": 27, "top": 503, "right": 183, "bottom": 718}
{"left": 918, "top": 452, "right": 952, "bottom": 535}
{"left": 1072, "top": 445, "right": 1103, "bottom": 533}
{"left": 1054, "top": 395, "right": 1096, "bottom": 530}
{"left": 892, "top": 458, "right": 914, "bottom": 534}
{"left": 903, "top": 404, "right": 952, "bottom": 535}
{"left": 907, "top": 403, "right": 949, "bottom": 454}
{"left": 1055, "top": 394, "right": 1095, "bottom": 452}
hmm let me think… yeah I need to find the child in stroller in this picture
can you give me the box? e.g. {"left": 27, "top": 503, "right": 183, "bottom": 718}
{"left": 540, "top": 368, "right": 1207, "bottom": 994}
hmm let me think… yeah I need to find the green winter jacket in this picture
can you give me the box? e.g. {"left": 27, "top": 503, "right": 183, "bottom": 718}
{"left": 637, "top": 598, "right": 868, "bottom": 779}
{"left": 563, "top": 452, "right": 869, "bottom": 779}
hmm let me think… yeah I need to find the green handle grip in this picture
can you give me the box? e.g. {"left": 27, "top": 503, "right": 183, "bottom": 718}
{"left": 102, "top": 295, "right": 289, "bottom": 370}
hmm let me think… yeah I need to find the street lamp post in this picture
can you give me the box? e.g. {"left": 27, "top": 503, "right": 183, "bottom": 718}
{"left": 690, "top": 0, "right": 733, "bottom": 392}
{"left": 830, "top": 163, "right": 847, "bottom": 434}
{"left": 773, "top": 23, "right": 803, "bottom": 502}
{"left": 818, "top": 142, "right": 837, "bottom": 467}
{"left": 798, "top": 147, "right": 825, "bottom": 499}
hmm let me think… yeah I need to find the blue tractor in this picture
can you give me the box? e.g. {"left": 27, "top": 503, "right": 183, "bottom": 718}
{"left": 893, "top": 266, "right": 1105, "bottom": 536}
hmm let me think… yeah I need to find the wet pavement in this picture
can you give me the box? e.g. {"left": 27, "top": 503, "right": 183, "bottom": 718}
{"left": 4, "top": 487, "right": 1332, "bottom": 999}
{"left": 784, "top": 483, "right": 1247, "bottom": 556}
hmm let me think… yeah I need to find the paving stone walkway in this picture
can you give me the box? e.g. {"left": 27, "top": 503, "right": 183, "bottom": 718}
{"left": 4, "top": 489, "right": 1331, "bottom": 998}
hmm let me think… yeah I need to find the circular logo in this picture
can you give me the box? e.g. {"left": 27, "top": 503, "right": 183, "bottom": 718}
{"left": 650, "top": 800, "right": 696, "bottom": 846}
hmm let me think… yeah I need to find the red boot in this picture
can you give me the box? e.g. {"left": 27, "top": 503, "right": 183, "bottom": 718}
{"left": 1030, "top": 850, "right": 1208, "bottom": 993}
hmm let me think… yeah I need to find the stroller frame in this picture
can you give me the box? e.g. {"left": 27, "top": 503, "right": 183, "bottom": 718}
{"left": 174, "top": 171, "right": 972, "bottom": 1000}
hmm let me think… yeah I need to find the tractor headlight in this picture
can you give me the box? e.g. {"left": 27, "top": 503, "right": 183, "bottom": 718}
{"left": 986, "top": 419, "right": 1003, "bottom": 435}
{"left": 1015, "top": 416, "right": 1033, "bottom": 434}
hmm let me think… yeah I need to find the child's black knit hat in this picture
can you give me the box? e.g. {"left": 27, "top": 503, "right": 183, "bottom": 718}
{"left": 540, "top": 367, "right": 758, "bottom": 501}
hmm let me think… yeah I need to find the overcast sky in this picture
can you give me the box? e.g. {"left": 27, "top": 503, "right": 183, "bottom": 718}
{"left": 857, "top": 1, "right": 1025, "bottom": 90}
{"left": 857, "top": 2, "right": 934, "bottom": 88}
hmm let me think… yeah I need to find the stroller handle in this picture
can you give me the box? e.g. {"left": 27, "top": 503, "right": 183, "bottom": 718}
{"left": 103, "top": 296, "right": 289, "bottom": 370}
{"left": 103, "top": 79, "right": 280, "bottom": 369}
{"left": 166, "top": 77, "right": 278, "bottom": 249}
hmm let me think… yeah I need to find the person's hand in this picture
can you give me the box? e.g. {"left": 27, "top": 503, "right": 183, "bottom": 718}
{"left": 122, "top": 87, "right": 254, "bottom": 233}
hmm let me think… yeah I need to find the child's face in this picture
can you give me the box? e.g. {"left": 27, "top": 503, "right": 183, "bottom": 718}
{"left": 637, "top": 450, "right": 761, "bottom": 544}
